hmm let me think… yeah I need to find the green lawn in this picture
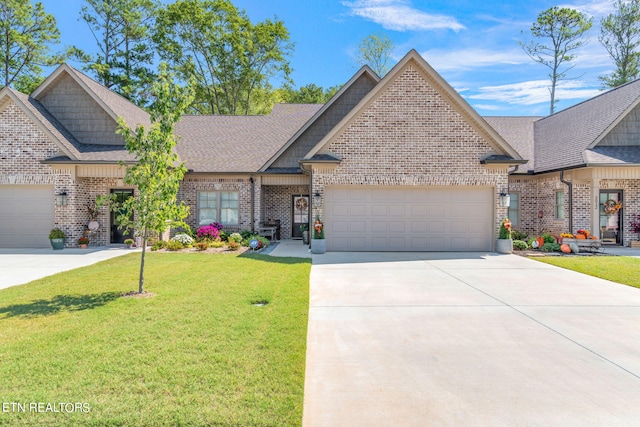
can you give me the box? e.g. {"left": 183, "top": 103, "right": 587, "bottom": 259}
{"left": 0, "top": 252, "right": 311, "bottom": 426}
{"left": 534, "top": 256, "right": 640, "bottom": 289}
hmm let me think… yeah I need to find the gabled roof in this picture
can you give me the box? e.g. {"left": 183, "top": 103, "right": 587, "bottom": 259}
{"left": 304, "top": 50, "right": 524, "bottom": 163}
{"left": 260, "top": 65, "right": 380, "bottom": 171}
{"left": 0, "top": 87, "right": 135, "bottom": 163}
{"left": 175, "top": 104, "right": 323, "bottom": 173}
{"left": 534, "top": 78, "right": 640, "bottom": 173}
{"left": 484, "top": 116, "right": 542, "bottom": 173}
{"left": 31, "top": 64, "right": 151, "bottom": 131}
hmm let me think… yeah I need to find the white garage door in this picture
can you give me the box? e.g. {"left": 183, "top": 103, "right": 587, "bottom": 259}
{"left": 325, "top": 186, "right": 494, "bottom": 252}
{"left": 0, "top": 185, "right": 54, "bottom": 248}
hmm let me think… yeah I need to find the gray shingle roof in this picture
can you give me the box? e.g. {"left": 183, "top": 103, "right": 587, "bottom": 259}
{"left": 534, "top": 79, "right": 640, "bottom": 172}
{"left": 585, "top": 146, "right": 640, "bottom": 164}
{"left": 66, "top": 65, "right": 151, "bottom": 130}
{"left": 175, "top": 103, "right": 323, "bottom": 172}
{"left": 483, "top": 116, "right": 540, "bottom": 172}
{"left": 11, "top": 90, "right": 134, "bottom": 163}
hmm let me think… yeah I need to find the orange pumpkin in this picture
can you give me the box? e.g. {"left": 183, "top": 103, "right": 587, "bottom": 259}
{"left": 536, "top": 237, "right": 545, "bottom": 247}
{"left": 591, "top": 236, "right": 598, "bottom": 240}
{"left": 560, "top": 244, "right": 571, "bottom": 253}
{"left": 576, "top": 234, "right": 586, "bottom": 240}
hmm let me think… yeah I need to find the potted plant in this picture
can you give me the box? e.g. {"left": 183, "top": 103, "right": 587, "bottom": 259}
{"left": 630, "top": 214, "right": 640, "bottom": 248}
{"left": 311, "top": 216, "right": 326, "bottom": 254}
{"left": 300, "top": 224, "right": 309, "bottom": 245}
{"left": 49, "top": 228, "right": 66, "bottom": 250}
{"left": 496, "top": 218, "right": 513, "bottom": 254}
{"left": 124, "top": 238, "right": 135, "bottom": 249}
{"left": 77, "top": 236, "right": 90, "bottom": 249}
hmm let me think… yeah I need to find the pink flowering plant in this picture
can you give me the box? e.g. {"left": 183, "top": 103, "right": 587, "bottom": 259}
{"left": 196, "top": 223, "right": 222, "bottom": 240}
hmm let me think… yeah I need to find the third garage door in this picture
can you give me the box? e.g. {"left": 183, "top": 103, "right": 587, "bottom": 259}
{"left": 325, "top": 186, "right": 493, "bottom": 252}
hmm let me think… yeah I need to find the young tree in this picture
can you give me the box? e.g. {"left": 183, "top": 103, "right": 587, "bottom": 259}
{"left": 599, "top": 0, "right": 640, "bottom": 88}
{"left": 0, "top": 0, "right": 63, "bottom": 92}
{"left": 520, "top": 7, "right": 593, "bottom": 114}
{"left": 356, "top": 32, "right": 395, "bottom": 77}
{"left": 153, "top": 0, "right": 293, "bottom": 115}
{"left": 71, "top": 0, "right": 157, "bottom": 106}
{"left": 114, "top": 64, "right": 193, "bottom": 294}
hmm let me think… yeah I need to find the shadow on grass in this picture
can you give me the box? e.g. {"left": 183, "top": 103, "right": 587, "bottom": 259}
{"left": 0, "top": 292, "right": 122, "bottom": 318}
{"left": 239, "top": 253, "right": 311, "bottom": 265}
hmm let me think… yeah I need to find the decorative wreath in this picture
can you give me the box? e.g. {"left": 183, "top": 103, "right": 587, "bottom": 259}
{"left": 295, "top": 197, "right": 308, "bottom": 211}
{"left": 603, "top": 199, "right": 622, "bottom": 215}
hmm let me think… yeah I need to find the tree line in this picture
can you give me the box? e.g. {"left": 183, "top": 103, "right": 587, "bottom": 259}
{"left": 1, "top": 0, "right": 640, "bottom": 116}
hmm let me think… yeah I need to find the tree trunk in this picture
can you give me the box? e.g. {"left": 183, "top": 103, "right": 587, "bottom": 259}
{"left": 138, "top": 228, "right": 147, "bottom": 293}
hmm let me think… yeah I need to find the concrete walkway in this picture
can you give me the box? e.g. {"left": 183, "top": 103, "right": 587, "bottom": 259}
{"left": 303, "top": 252, "right": 640, "bottom": 426}
{"left": 0, "top": 247, "right": 137, "bottom": 290}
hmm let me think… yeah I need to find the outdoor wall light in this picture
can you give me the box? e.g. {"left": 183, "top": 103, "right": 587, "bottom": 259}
{"left": 313, "top": 192, "right": 322, "bottom": 208}
{"left": 55, "top": 191, "right": 68, "bottom": 206}
{"left": 499, "top": 190, "right": 511, "bottom": 208}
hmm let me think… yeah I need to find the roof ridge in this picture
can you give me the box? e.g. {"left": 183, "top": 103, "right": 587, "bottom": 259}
{"left": 538, "top": 78, "right": 640, "bottom": 122}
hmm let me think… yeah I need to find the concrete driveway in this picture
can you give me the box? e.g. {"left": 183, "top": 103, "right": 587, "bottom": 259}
{"left": 303, "top": 252, "right": 640, "bottom": 426}
{"left": 0, "top": 247, "right": 137, "bottom": 290}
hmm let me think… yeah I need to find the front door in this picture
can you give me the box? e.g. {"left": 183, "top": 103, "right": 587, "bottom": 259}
{"left": 292, "top": 195, "right": 309, "bottom": 239}
{"left": 110, "top": 189, "right": 134, "bottom": 244}
{"left": 599, "top": 190, "right": 623, "bottom": 245}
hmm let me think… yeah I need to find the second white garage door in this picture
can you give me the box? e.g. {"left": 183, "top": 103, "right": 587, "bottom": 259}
{"left": 325, "top": 186, "right": 494, "bottom": 252}
{"left": 0, "top": 185, "right": 54, "bottom": 248}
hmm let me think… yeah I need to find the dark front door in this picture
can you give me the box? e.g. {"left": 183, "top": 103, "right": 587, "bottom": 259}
{"left": 599, "top": 190, "right": 623, "bottom": 245}
{"left": 110, "top": 189, "right": 134, "bottom": 244}
{"left": 292, "top": 195, "right": 309, "bottom": 239}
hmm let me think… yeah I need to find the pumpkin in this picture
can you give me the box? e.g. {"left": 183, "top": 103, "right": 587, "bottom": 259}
{"left": 576, "top": 234, "right": 586, "bottom": 239}
{"left": 591, "top": 236, "right": 598, "bottom": 240}
{"left": 569, "top": 243, "right": 580, "bottom": 254}
{"left": 536, "top": 237, "right": 545, "bottom": 248}
{"left": 560, "top": 244, "right": 571, "bottom": 253}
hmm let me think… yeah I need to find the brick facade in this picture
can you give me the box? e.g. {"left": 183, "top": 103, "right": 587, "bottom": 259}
{"left": 600, "top": 179, "right": 640, "bottom": 245}
{"left": 178, "top": 175, "right": 259, "bottom": 234}
{"left": 311, "top": 64, "right": 510, "bottom": 243}
{"left": 262, "top": 185, "right": 309, "bottom": 239}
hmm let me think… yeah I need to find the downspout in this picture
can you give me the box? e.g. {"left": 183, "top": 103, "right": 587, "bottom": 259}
{"left": 250, "top": 176, "right": 255, "bottom": 233}
{"left": 560, "top": 171, "right": 573, "bottom": 233}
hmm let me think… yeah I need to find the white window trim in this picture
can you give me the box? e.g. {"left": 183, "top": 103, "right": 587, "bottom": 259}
{"left": 197, "top": 191, "right": 240, "bottom": 226}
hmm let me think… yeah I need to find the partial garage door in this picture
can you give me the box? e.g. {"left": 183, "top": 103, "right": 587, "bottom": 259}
{"left": 0, "top": 185, "right": 54, "bottom": 248}
{"left": 325, "top": 186, "right": 493, "bottom": 251}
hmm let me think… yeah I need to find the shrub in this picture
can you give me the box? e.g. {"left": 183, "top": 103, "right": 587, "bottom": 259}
{"left": 511, "top": 230, "right": 528, "bottom": 241}
{"left": 498, "top": 218, "right": 512, "bottom": 239}
{"left": 542, "top": 233, "right": 556, "bottom": 244}
{"left": 227, "top": 240, "right": 240, "bottom": 251}
{"left": 151, "top": 241, "right": 167, "bottom": 251}
{"left": 195, "top": 241, "right": 209, "bottom": 251}
{"left": 210, "top": 240, "right": 225, "bottom": 248}
{"left": 172, "top": 233, "right": 194, "bottom": 246}
{"left": 513, "top": 240, "right": 528, "bottom": 250}
{"left": 166, "top": 240, "right": 184, "bottom": 251}
{"left": 228, "top": 232, "right": 242, "bottom": 243}
{"left": 541, "top": 242, "right": 561, "bottom": 252}
{"left": 197, "top": 225, "right": 220, "bottom": 240}
{"left": 219, "top": 231, "right": 229, "bottom": 242}
{"left": 49, "top": 228, "right": 66, "bottom": 239}
{"left": 240, "top": 230, "right": 254, "bottom": 239}
{"left": 242, "top": 235, "right": 269, "bottom": 249}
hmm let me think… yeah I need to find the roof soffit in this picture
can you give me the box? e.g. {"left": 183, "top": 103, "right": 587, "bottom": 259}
{"left": 303, "top": 50, "right": 523, "bottom": 161}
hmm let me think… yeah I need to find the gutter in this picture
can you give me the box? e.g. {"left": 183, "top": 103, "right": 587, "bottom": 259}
{"left": 559, "top": 171, "right": 573, "bottom": 233}
{"left": 250, "top": 176, "right": 255, "bottom": 233}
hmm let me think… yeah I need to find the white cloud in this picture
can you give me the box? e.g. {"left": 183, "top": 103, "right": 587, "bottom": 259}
{"left": 342, "top": 0, "right": 465, "bottom": 32}
{"left": 469, "top": 80, "right": 601, "bottom": 106}
{"left": 421, "top": 48, "right": 529, "bottom": 72}
{"left": 561, "top": 0, "right": 614, "bottom": 18}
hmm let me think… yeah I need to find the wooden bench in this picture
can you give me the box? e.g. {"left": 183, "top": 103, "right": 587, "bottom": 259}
{"left": 258, "top": 226, "right": 278, "bottom": 241}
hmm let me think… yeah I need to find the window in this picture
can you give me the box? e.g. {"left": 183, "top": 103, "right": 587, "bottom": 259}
{"left": 555, "top": 191, "right": 565, "bottom": 220}
{"left": 508, "top": 192, "right": 520, "bottom": 227}
{"left": 198, "top": 191, "right": 239, "bottom": 226}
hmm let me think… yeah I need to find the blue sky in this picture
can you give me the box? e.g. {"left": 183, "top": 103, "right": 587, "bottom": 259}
{"left": 41, "top": 0, "right": 617, "bottom": 116}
